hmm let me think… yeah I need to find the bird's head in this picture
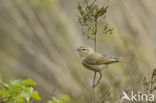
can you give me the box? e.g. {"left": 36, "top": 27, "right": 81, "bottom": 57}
{"left": 76, "top": 46, "right": 94, "bottom": 58}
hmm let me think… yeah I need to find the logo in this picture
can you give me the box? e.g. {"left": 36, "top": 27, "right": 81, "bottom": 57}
{"left": 121, "top": 91, "right": 154, "bottom": 102}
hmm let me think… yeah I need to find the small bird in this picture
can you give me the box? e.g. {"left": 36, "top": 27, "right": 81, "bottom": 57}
{"left": 76, "top": 45, "right": 120, "bottom": 88}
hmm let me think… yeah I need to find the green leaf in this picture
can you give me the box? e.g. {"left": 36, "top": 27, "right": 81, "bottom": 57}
{"left": 20, "top": 90, "right": 30, "bottom": 98}
{"left": 13, "top": 96, "right": 25, "bottom": 103}
{"left": 11, "top": 88, "right": 21, "bottom": 96}
{"left": 21, "top": 79, "right": 36, "bottom": 86}
{"left": 31, "top": 91, "right": 41, "bottom": 101}
{"left": 20, "top": 87, "right": 33, "bottom": 98}
{"left": 0, "top": 89, "right": 9, "bottom": 96}
{"left": 10, "top": 80, "right": 21, "bottom": 86}
{"left": 60, "top": 95, "right": 70, "bottom": 103}
{"left": 0, "top": 78, "right": 40, "bottom": 103}
{"left": 47, "top": 98, "right": 60, "bottom": 103}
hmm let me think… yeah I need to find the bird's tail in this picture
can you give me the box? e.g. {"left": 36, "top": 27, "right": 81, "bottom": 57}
{"left": 111, "top": 57, "right": 120, "bottom": 62}
{"left": 117, "top": 56, "right": 130, "bottom": 62}
{"left": 103, "top": 55, "right": 129, "bottom": 64}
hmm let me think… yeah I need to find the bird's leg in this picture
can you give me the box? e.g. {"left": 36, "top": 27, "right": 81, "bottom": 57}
{"left": 94, "top": 72, "right": 102, "bottom": 87}
{"left": 93, "top": 71, "right": 97, "bottom": 88}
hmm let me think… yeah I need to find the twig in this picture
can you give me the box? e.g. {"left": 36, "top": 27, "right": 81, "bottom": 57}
{"left": 84, "top": 22, "right": 95, "bottom": 32}
{"left": 93, "top": 72, "right": 97, "bottom": 88}
{"left": 150, "top": 74, "right": 154, "bottom": 94}
{"left": 94, "top": 72, "right": 102, "bottom": 88}
{"left": 94, "top": 17, "right": 98, "bottom": 52}
{"left": 85, "top": 0, "right": 89, "bottom": 7}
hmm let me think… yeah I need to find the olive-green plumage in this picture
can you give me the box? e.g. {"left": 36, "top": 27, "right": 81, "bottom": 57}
{"left": 77, "top": 46, "right": 119, "bottom": 72}
{"left": 76, "top": 45, "right": 120, "bottom": 87}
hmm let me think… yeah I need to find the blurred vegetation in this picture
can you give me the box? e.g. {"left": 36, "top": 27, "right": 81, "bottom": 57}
{"left": 77, "top": 0, "right": 113, "bottom": 43}
{"left": 0, "top": 0, "right": 156, "bottom": 103}
{"left": 47, "top": 95, "right": 70, "bottom": 103}
{"left": 0, "top": 77, "right": 41, "bottom": 103}
{"left": 143, "top": 68, "right": 156, "bottom": 95}
{"left": 0, "top": 77, "right": 70, "bottom": 103}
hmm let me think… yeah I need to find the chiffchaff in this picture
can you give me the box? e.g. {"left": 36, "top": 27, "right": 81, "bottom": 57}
{"left": 76, "top": 45, "right": 120, "bottom": 87}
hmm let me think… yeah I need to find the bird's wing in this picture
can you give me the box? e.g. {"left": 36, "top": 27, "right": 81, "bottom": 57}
{"left": 85, "top": 53, "right": 119, "bottom": 65}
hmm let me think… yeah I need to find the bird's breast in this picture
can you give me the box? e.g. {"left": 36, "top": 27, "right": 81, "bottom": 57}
{"left": 82, "top": 61, "right": 107, "bottom": 72}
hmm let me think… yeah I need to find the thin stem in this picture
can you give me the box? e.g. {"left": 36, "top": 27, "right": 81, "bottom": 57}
{"left": 93, "top": 72, "right": 97, "bottom": 88}
{"left": 92, "top": 17, "right": 98, "bottom": 89}
{"left": 150, "top": 75, "right": 154, "bottom": 94}
{"left": 92, "top": 15, "right": 98, "bottom": 103}
{"left": 0, "top": 82, "right": 9, "bottom": 88}
{"left": 93, "top": 15, "right": 98, "bottom": 90}
{"left": 95, "top": 72, "right": 102, "bottom": 87}
{"left": 85, "top": 0, "right": 89, "bottom": 7}
{"left": 94, "top": 18, "right": 97, "bottom": 52}
{"left": 92, "top": 72, "right": 97, "bottom": 103}
{"left": 84, "top": 22, "right": 94, "bottom": 32}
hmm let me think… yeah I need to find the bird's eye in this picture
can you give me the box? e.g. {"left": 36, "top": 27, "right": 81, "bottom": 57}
{"left": 82, "top": 49, "right": 86, "bottom": 51}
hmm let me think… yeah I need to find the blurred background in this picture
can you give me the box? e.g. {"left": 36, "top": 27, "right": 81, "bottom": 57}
{"left": 0, "top": 0, "right": 156, "bottom": 102}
